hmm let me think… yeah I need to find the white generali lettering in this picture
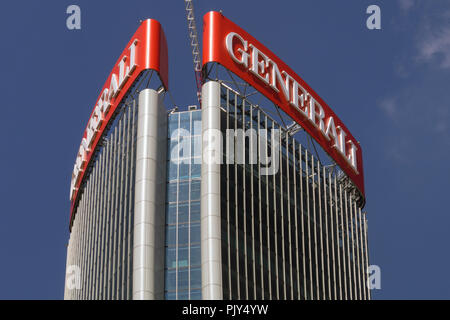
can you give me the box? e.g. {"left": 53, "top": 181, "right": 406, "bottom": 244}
{"left": 225, "top": 32, "right": 359, "bottom": 173}
{"left": 70, "top": 39, "right": 139, "bottom": 200}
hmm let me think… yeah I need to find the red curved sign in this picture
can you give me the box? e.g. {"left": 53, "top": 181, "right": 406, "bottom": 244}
{"left": 69, "top": 19, "right": 168, "bottom": 225}
{"left": 202, "top": 11, "right": 365, "bottom": 200}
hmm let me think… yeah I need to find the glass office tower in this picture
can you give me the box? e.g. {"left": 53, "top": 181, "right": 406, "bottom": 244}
{"left": 164, "top": 110, "right": 203, "bottom": 299}
{"left": 65, "top": 80, "right": 370, "bottom": 300}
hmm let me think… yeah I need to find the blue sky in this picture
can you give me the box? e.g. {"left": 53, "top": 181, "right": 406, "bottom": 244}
{"left": 0, "top": 0, "right": 449, "bottom": 299}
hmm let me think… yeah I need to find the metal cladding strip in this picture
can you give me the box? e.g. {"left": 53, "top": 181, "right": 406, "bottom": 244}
{"left": 362, "top": 212, "right": 368, "bottom": 299}
{"left": 200, "top": 81, "right": 223, "bottom": 300}
{"left": 120, "top": 108, "right": 129, "bottom": 299}
{"left": 83, "top": 164, "right": 92, "bottom": 299}
{"left": 234, "top": 94, "right": 240, "bottom": 299}
{"left": 364, "top": 213, "right": 371, "bottom": 300}
{"left": 265, "top": 115, "right": 272, "bottom": 299}
{"left": 69, "top": 19, "right": 169, "bottom": 228}
{"left": 317, "top": 161, "right": 325, "bottom": 299}
{"left": 121, "top": 107, "right": 129, "bottom": 299}
{"left": 89, "top": 153, "right": 100, "bottom": 299}
{"left": 202, "top": 11, "right": 365, "bottom": 202}
{"left": 225, "top": 89, "right": 232, "bottom": 299}
{"left": 118, "top": 115, "right": 125, "bottom": 299}
{"left": 343, "top": 187, "right": 350, "bottom": 299}
{"left": 354, "top": 201, "right": 362, "bottom": 300}
{"left": 92, "top": 151, "right": 101, "bottom": 299}
{"left": 329, "top": 172, "right": 337, "bottom": 299}
{"left": 74, "top": 199, "right": 81, "bottom": 299}
{"left": 113, "top": 126, "right": 120, "bottom": 298}
{"left": 64, "top": 237, "right": 70, "bottom": 299}
{"left": 304, "top": 150, "right": 312, "bottom": 298}
{"left": 86, "top": 162, "right": 94, "bottom": 299}
{"left": 117, "top": 110, "right": 126, "bottom": 299}
{"left": 87, "top": 163, "right": 96, "bottom": 298}
{"left": 339, "top": 184, "right": 350, "bottom": 300}
{"left": 292, "top": 141, "right": 300, "bottom": 299}
{"left": 286, "top": 137, "right": 294, "bottom": 299}
{"left": 249, "top": 103, "right": 257, "bottom": 299}
{"left": 322, "top": 167, "right": 333, "bottom": 300}
{"left": 259, "top": 109, "right": 264, "bottom": 299}
{"left": 106, "top": 130, "right": 115, "bottom": 299}
{"left": 112, "top": 124, "right": 120, "bottom": 299}
{"left": 333, "top": 176, "right": 341, "bottom": 300}
{"left": 350, "top": 193, "right": 357, "bottom": 299}
{"left": 95, "top": 147, "right": 106, "bottom": 298}
{"left": 76, "top": 200, "right": 82, "bottom": 300}
{"left": 115, "top": 121, "right": 122, "bottom": 298}
{"left": 244, "top": 101, "right": 250, "bottom": 299}
{"left": 102, "top": 137, "right": 112, "bottom": 299}
{"left": 279, "top": 125, "right": 286, "bottom": 299}
{"left": 298, "top": 144, "right": 306, "bottom": 299}
{"left": 357, "top": 206, "right": 363, "bottom": 300}
{"left": 359, "top": 207, "right": 366, "bottom": 300}
{"left": 345, "top": 189, "right": 353, "bottom": 299}
{"left": 311, "top": 153, "right": 319, "bottom": 299}
{"left": 127, "top": 102, "right": 137, "bottom": 299}
{"left": 272, "top": 127, "right": 279, "bottom": 300}
{"left": 132, "top": 89, "right": 167, "bottom": 300}
{"left": 80, "top": 172, "right": 89, "bottom": 299}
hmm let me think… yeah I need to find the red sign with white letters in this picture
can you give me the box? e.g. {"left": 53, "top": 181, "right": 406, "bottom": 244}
{"left": 70, "top": 19, "right": 168, "bottom": 225}
{"left": 202, "top": 11, "right": 365, "bottom": 200}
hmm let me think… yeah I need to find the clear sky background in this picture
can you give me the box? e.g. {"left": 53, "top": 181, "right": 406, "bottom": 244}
{"left": 0, "top": 0, "right": 449, "bottom": 299}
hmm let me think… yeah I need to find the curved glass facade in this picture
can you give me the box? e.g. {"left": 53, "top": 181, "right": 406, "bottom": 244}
{"left": 64, "top": 99, "right": 137, "bottom": 300}
{"left": 218, "top": 83, "right": 370, "bottom": 300}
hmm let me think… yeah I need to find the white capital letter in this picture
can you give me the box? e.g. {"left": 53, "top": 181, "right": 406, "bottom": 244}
{"left": 225, "top": 32, "right": 249, "bottom": 68}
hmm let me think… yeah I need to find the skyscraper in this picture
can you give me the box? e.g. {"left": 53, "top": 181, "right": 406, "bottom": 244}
{"left": 64, "top": 13, "right": 370, "bottom": 300}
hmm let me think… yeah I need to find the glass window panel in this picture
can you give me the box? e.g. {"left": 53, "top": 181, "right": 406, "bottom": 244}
{"left": 168, "top": 113, "right": 179, "bottom": 134}
{"left": 178, "top": 268, "right": 189, "bottom": 291}
{"left": 178, "top": 290, "right": 189, "bottom": 300}
{"left": 180, "top": 112, "right": 191, "bottom": 132}
{"left": 166, "top": 225, "right": 176, "bottom": 246}
{"left": 190, "top": 201, "right": 200, "bottom": 222}
{"left": 167, "top": 161, "right": 178, "bottom": 182}
{"left": 191, "top": 180, "right": 200, "bottom": 201}
{"left": 190, "top": 289, "right": 202, "bottom": 300}
{"left": 165, "top": 269, "right": 176, "bottom": 291}
{"left": 179, "top": 136, "right": 191, "bottom": 159}
{"left": 190, "top": 222, "right": 200, "bottom": 243}
{"left": 190, "top": 244, "right": 201, "bottom": 266}
{"left": 191, "top": 161, "right": 201, "bottom": 178}
{"left": 178, "top": 246, "right": 189, "bottom": 268}
{"left": 178, "top": 181, "right": 189, "bottom": 202}
{"left": 167, "top": 183, "right": 177, "bottom": 202}
{"left": 165, "top": 291, "right": 176, "bottom": 300}
{"left": 178, "top": 202, "right": 189, "bottom": 224}
{"left": 178, "top": 223, "right": 189, "bottom": 245}
{"left": 192, "top": 136, "right": 201, "bottom": 157}
{"left": 166, "top": 247, "right": 177, "bottom": 268}
{"left": 190, "top": 267, "right": 201, "bottom": 289}
{"left": 179, "top": 161, "right": 190, "bottom": 181}
{"left": 192, "top": 110, "right": 201, "bottom": 123}
{"left": 169, "top": 138, "right": 178, "bottom": 157}
{"left": 166, "top": 203, "right": 177, "bottom": 225}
